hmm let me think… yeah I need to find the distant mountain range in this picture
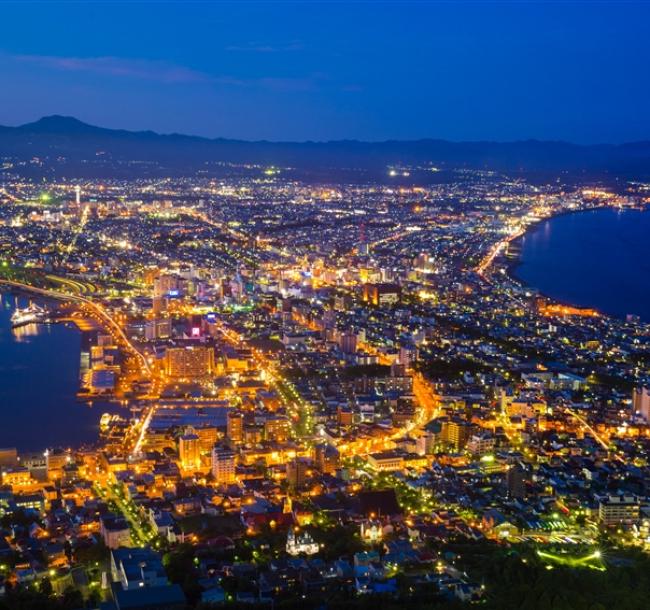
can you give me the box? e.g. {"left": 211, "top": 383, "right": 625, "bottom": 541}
{"left": 2, "top": 115, "right": 650, "bottom": 180}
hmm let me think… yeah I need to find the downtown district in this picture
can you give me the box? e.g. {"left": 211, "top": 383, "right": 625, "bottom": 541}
{"left": 0, "top": 164, "right": 650, "bottom": 609}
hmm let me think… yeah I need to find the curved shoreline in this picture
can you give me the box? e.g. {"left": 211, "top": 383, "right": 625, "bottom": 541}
{"left": 0, "top": 291, "right": 111, "bottom": 452}
{"left": 504, "top": 204, "right": 649, "bottom": 322}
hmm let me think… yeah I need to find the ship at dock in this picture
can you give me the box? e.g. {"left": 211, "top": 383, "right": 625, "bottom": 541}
{"left": 10, "top": 303, "right": 51, "bottom": 328}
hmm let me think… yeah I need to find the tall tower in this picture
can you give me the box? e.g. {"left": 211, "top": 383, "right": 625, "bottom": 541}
{"left": 226, "top": 410, "right": 244, "bottom": 444}
{"left": 211, "top": 446, "right": 236, "bottom": 484}
{"left": 506, "top": 462, "right": 527, "bottom": 499}
{"left": 75, "top": 185, "right": 81, "bottom": 206}
{"left": 179, "top": 432, "right": 200, "bottom": 471}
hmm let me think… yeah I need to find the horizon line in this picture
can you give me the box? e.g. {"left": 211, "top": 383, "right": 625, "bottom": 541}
{"left": 2, "top": 114, "right": 649, "bottom": 148}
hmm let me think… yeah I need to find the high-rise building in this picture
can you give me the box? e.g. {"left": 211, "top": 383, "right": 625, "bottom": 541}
{"left": 598, "top": 495, "right": 639, "bottom": 526}
{"left": 362, "top": 283, "right": 401, "bottom": 307}
{"left": 195, "top": 426, "right": 219, "bottom": 453}
{"left": 153, "top": 274, "right": 180, "bottom": 298}
{"left": 633, "top": 387, "right": 650, "bottom": 421}
{"left": 179, "top": 432, "right": 200, "bottom": 471}
{"left": 467, "top": 433, "right": 495, "bottom": 457}
{"left": 263, "top": 415, "right": 291, "bottom": 443}
{"left": 444, "top": 419, "right": 472, "bottom": 452}
{"left": 226, "top": 410, "right": 244, "bottom": 444}
{"left": 145, "top": 319, "right": 172, "bottom": 341}
{"left": 313, "top": 443, "right": 339, "bottom": 474}
{"left": 398, "top": 344, "right": 417, "bottom": 368}
{"left": 506, "top": 463, "right": 526, "bottom": 499}
{"left": 211, "top": 446, "right": 236, "bottom": 485}
{"left": 340, "top": 331, "right": 358, "bottom": 354}
{"left": 286, "top": 457, "right": 312, "bottom": 489}
{"left": 416, "top": 431, "right": 437, "bottom": 456}
{"left": 165, "top": 346, "right": 215, "bottom": 379}
{"left": 151, "top": 296, "right": 167, "bottom": 315}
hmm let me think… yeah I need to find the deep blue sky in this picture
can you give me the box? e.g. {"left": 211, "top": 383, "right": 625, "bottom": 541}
{"left": 1, "top": 1, "right": 649, "bottom": 142}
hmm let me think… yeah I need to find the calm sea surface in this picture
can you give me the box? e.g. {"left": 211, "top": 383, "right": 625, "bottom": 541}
{"left": 515, "top": 207, "right": 650, "bottom": 321}
{"left": 0, "top": 292, "right": 117, "bottom": 452}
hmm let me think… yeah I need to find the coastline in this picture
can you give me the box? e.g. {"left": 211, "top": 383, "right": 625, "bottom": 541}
{"left": 503, "top": 204, "right": 649, "bottom": 322}
{"left": 0, "top": 290, "right": 121, "bottom": 453}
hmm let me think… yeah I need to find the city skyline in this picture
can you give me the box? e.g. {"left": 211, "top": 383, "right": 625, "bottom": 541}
{"left": 2, "top": 2, "right": 650, "bottom": 610}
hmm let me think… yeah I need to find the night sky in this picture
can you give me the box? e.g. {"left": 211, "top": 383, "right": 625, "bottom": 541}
{"left": 1, "top": 1, "right": 649, "bottom": 143}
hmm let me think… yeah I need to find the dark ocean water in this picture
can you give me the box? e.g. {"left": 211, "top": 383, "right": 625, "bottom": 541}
{"left": 0, "top": 293, "right": 116, "bottom": 452}
{"left": 515, "top": 207, "right": 650, "bottom": 322}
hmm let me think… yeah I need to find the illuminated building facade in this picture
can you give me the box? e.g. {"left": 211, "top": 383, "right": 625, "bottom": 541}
{"left": 598, "top": 496, "right": 640, "bottom": 526}
{"left": 363, "top": 283, "right": 401, "bottom": 307}
{"left": 212, "top": 446, "right": 236, "bottom": 484}
{"left": 179, "top": 432, "right": 200, "bottom": 471}
{"left": 165, "top": 346, "right": 215, "bottom": 378}
{"left": 226, "top": 410, "right": 244, "bottom": 443}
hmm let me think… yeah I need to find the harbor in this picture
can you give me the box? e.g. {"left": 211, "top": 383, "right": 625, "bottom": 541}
{"left": 0, "top": 292, "right": 122, "bottom": 451}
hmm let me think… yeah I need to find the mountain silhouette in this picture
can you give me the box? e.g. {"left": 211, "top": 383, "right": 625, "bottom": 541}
{"left": 2, "top": 116, "right": 649, "bottom": 179}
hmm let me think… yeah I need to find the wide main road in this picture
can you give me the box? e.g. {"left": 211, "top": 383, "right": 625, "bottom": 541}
{"left": 211, "top": 317, "right": 313, "bottom": 437}
{"left": 0, "top": 277, "right": 151, "bottom": 376}
{"left": 290, "top": 308, "right": 440, "bottom": 455}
